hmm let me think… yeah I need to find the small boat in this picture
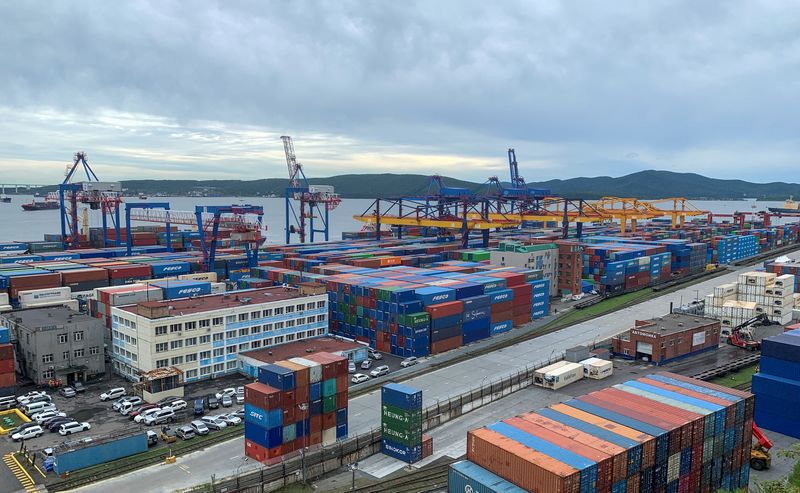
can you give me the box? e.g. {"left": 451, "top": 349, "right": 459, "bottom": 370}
{"left": 0, "top": 196, "right": 10, "bottom": 203}
{"left": 768, "top": 197, "right": 800, "bottom": 214}
{"left": 138, "top": 194, "right": 148, "bottom": 199}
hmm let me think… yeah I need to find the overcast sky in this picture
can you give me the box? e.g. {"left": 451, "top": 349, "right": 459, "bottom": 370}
{"left": 1, "top": 1, "right": 799, "bottom": 185}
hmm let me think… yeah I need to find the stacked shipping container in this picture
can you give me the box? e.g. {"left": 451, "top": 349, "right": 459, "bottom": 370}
{"left": 381, "top": 383, "right": 424, "bottom": 463}
{"left": 459, "top": 372, "right": 753, "bottom": 493}
{"left": 0, "top": 326, "right": 13, "bottom": 396}
{"left": 752, "top": 328, "right": 800, "bottom": 438}
{"left": 244, "top": 352, "right": 348, "bottom": 464}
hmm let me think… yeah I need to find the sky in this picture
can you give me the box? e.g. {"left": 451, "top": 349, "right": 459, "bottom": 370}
{"left": 1, "top": 1, "right": 799, "bottom": 185}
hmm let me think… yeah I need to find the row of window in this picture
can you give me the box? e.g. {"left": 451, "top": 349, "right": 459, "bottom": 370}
{"left": 41, "top": 347, "right": 99, "bottom": 363}
{"left": 111, "top": 330, "right": 137, "bottom": 347}
{"left": 56, "top": 332, "right": 84, "bottom": 344}
{"left": 113, "top": 345, "right": 138, "bottom": 362}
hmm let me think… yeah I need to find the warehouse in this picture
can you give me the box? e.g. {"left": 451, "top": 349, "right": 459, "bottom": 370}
{"left": 110, "top": 287, "right": 328, "bottom": 382}
{"left": 612, "top": 313, "right": 720, "bottom": 365}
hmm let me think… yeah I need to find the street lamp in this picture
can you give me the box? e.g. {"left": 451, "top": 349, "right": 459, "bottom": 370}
{"left": 348, "top": 462, "right": 359, "bottom": 491}
{"left": 235, "top": 457, "right": 249, "bottom": 487}
{"left": 298, "top": 403, "right": 308, "bottom": 483}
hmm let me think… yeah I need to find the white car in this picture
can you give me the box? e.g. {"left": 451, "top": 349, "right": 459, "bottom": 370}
{"left": 370, "top": 365, "right": 390, "bottom": 378}
{"left": 235, "top": 387, "right": 245, "bottom": 405}
{"left": 17, "top": 391, "right": 48, "bottom": 404}
{"left": 168, "top": 399, "right": 187, "bottom": 412}
{"left": 218, "top": 414, "right": 241, "bottom": 426}
{"left": 368, "top": 350, "right": 382, "bottom": 360}
{"left": 360, "top": 359, "right": 373, "bottom": 370}
{"left": 134, "top": 408, "right": 163, "bottom": 424}
{"left": 190, "top": 420, "right": 209, "bottom": 436}
{"left": 143, "top": 409, "right": 175, "bottom": 426}
{"left": 100, "top": 387, "right": 126, "bottom": 401}
{"left": 215, "top": 388, "right": 237, "bottom": 400}
{"left": 348, "top": 361, "right": 356, "bottom": 374}
{"left": 201, "top": 416, "right": 227, "bottom": 430}
{"left": 351, "top": 373, "right": 370, "bottom": 384}
{"left": 58, "top": 421, "right": 91, "bottom": 436}
{"left": 11, "top": 425, "right": 44, "bottom": 441}
{"left": 400, "top": 357, "right": 418, "bottom": 368}
{"left": 34, "top": 410, "right": 66, "bottom": 425}
{"left": 113, "top": 396, "right": 142, "bottom": 411}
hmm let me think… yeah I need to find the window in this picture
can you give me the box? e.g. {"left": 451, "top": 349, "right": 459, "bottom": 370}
{"left": 226, "top": 329, "right": 237, "bottom": 339}
{"left": 186, "top": 337, "right": 197, "bottom": 347}
{"left": 264, "top": 338, "right": 273, "bottom": 346}
{"left": 185, "top": 321, "right": 197, "bottom": 330}
{"left": 262, "top": 309, "right": 272, "bottom": 318}
{"left": 307, "top": 302, "right": 315, "bottom": 310}
{"left": 295, "top": 304, "right": 304, "bottom": 312}
{"left": 226, "top": 315, "right": 236, "bottom": 324}
{"left": 264, "top": 323, "right": 274, "bottom": 332}
{"left": 200, "top": 366, "right": 211, "bottom": 375}
{"left": 74, "top": 331, "right": 84, "bottom": 342}
{"left": 62, "top": 350, "right": 70, "bottom": 360}
{"left": 623, "top": 349, "right": 630, "bottom": 356}
{"left": 239, "top": 328, "right": 249, "bottom": 337}
{"left": 213, "top": 317, "right": 223, "bottom": 326}
{"left": 156, "top": 359, "right": 169, "bottom": 368}
{"left": 156, "top": 343, "right": 168, "bottom": 353}
{"left": 274, "top": 307, "right": 283, "bottom": 315}
{"left": 89, "top": 346, "right": 99, "bottom": 355}
{"left": 185, "top": 369, "right": 198, "bottom": 378}
{"left": 669, "top": 340, "right": 675, "bottom": 347}
{"left": 286, "top": 305, "right": 294, "bottom": 314}
{"left": 286, "top": 333, "right": 295, "bottom": 342}
{"left": 238, "top": 313, "right": 249, "bottom": 322}
{"left": 275, "top": 322, "right": 284, "bottom": 330}
{"left": 251, "top": 340, "right": 262, "bottom": 349}
{"left": 239, "top": 343, "right": 250, "bottom": 351}
{"left": 213, "top": 363, "right": 224, "bottom": 372}
{"left": 226, "top": 345, "right": 236, "bottom": 354}
{"left": 213, "top": 348, "right": 224, "bottom": 357}
{"left": 113, "top": 315, "right": 119, "bottom": 323}
{"left": 285, "top": 320, "right": 295, "bottom": 328}
{"left": 113, "top": 330, "right": 119, "bottom": 340}
{"left": 227, "top": 361, "right": 237, "bottom": 370}
{"left": 213, "top": 333, "right": 224, "bottom": 342}
{"left": 316, "top": 315, "right": 326, "bottom": 323}
{"left": 186, "top": 353, "right": 198, "bottom": 362}
{"left": 130, "top": 321, "right": 136, "bottom": 329}
{"left": 660, "top": 342, "right": 666, "bottom": 348}
{"left": 170, "top": 340, "right": 183, "bottom": 350}
{"left": 251, "top": 325, "right": 262, "bottom": 334}
{"left": 296, "top": 332, "right": 304, "bottom": 340}
{"left": 677, "top": 338, "right": 683, "bottom": 345}
{"left": 200, "top": 350, "right": 211, "bottom": 359}
{"left": 130, "top": 338, "right": 136, "bottom": 346}
{"left": 155, "top": 326, "right": 167, "bottom": 336}
{"left": 251, "top": 311, "right": 260, "bottom": 320}
{"left": 316, "top": 328, "right": 325, "bottom": 335}
{"left": 296, "top": 317, "right": 305, "bottom": 326}
{"left": 171, "top": 356, "right": 184, "bottom": 365}
{"left": 200, "top": 319, "right": 210, "bottom": 328}
{"left": 274, "top": 336, "right": 284, "bottom": 344}
{"left": 169, "top": 323, "right": 182, "bottom": 333}
{"left": 58, "top": 334, "right": 68, "bottom": 344}
{"left": 73, "top": 348, "right": 84, "bottom": 358}
{"left": 132, "top": 353, "right": 137, "bottom": 361}
{"left": 317, "top": 301, "right": 325, "bottom": 309}
{"left": 42, "top": 369, "right": 54, "bottom": 379}
{"left": 199, "top": 335, "right": 211, "bottom": 344}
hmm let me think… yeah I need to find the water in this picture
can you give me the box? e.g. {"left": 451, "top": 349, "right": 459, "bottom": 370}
{"left": 0, "top": 196, "right": 794, "bottom": 244}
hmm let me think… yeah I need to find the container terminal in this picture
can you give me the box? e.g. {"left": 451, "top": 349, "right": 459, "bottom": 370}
{"left": 0, "top": 148, "right": 799, "bottom": 493}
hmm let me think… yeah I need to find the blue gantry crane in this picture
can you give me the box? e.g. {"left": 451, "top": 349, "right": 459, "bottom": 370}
{"left": 281, "top": 136, "right": 341, "bottom": 244}
{"left": 59, "top": 152, "right": 123, "bottom": 249}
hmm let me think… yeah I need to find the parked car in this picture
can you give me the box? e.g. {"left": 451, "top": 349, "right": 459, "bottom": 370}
{"left": 400, "top": 357, "right": 418, "bottom": 368}
{"left": 134, "top": 408, "right": 163, "bottom": 424}
{"left": 23, "top": 402, "right": 56, "bottom": 417}
{"left": 156, "top": 396, "right": 181, "bottom": 406}
{"left": 34, "top": 410, "right": 66, "bottom": 425}
{"left": 193, "top": 399, "right": 205, "bottom": 416}
{"left": 168, "top": 399, "right": 187, "bottom": 412}
{"left": 232, "top": 409, "right": 245, "bottom": 419}
{"left": 113, "top": 396, "right": 143, "bottom": 411}
{"left": 215, "top": 388, "right": 236, "bottom": 400}
{"left": 200, "top": 416, "right": 227, "bottom": 430}
{"left": 360, "top": 359, "right": 373, "bottom": 370}
{"left": 71, "top": 382, "right": 86, "bottom": 393}
{"left": 370, "top": 365, "right": 390, "bottom": 378}
{"left": 351, "top": 373, "right": 370, "bottom": 384}
{"left": 348, "top": 361, "right": 356, "bottom": 374}
{"left": 160, "top": 426, "right": 177, "bottom": 443}
{"left": 146, "top": 430, "right": 159, "bottom": 446}
{"left": 42, "top": 415, "right": 70, "bottom": 428}
{"left": 235, "top": 387, "right": 245, "bottom": 405}
{"left": 219, "top": 413, "right": 241, "bottom": 426}
{"left": 119, "top": 400, "right": 145, "bottom": 416}
{"left": 47, "top": 418, "right": 72, "bottom": 432}
{"left": 175, "top": 425, "right": 196, "bottom": 440}
{"left": 0, "top": 396, "right": 16, "bottom": 411}
{"left": 190, "top": 420, "right": 209, "bottom": 436}
{"left": 143, "top": 409, "right": 175, "bottom": 426}
{"left": 59, "top": 387, "right": 76, "bottom": 398}
{"left": 58, "top": 421, "right": 91, "bottom": 436}
{"left": 11, "top": 421, "right": 40, "bottom": 435}
{"left": 206, "top": 395, "right": 220, "bottom": 410}
{"left": 368, "top": 349, "right": 382, "bottom": 360}
{"left": 11, "top": 425, "right": 43, "bottom": 441}
{"left": 19, "top": 395, "right": 51, "bottom": 408}
{"left": 129, "top": 404, "right": 159, "bottom": 420}
{"left": 100, "top": 387, "right": 126, "bottom": 401}
{"left": 221, "top": 395, "right": 233, "bottom": 408}
{"left": 17, "top": 391, "right": 48, "bottom": 405}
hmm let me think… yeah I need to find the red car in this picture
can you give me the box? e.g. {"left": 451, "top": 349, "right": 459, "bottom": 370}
{"left": 129, "top": 404, "right": 159, "bottom": 420}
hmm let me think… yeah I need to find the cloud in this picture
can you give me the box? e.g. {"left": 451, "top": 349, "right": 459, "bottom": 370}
{"left": 0, "top": 1, "right": 799, "bottom": 184}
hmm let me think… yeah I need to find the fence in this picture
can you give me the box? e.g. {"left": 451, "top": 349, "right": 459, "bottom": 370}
{"left": 187, "top": 351, "right": 567, "bottom": 493}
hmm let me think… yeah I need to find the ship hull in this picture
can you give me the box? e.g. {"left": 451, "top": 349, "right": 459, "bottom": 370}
{"left": 768, "top": 207, "right": 800, "bottom": 213}
{"left": 21, "top": 203, "right": 59, "bottom": 211}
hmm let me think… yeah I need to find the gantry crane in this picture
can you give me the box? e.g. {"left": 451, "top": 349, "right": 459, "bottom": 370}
{"left": 59, "top": 152, "right": 123, "bottom": 249}
{"left": 281, "top": 136, "right": 341, "bottom": 243}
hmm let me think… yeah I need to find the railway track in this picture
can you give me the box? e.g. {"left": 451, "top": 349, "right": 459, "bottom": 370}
{"left": 350, "top": 461, "right": 453, "bottom": 493}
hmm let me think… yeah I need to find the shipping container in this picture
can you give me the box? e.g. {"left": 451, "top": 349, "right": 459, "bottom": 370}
{"left": 448, "top": 460, "right": 528, "bottom": 493}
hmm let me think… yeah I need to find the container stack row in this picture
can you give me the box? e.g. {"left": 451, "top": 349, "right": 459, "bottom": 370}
{"left": 457, "top": 372, "right": 753, "bottom": 493}
{"left": 0, "top": 327, "right": 13, "bottom": 397}
{"left": 381, "top": 383, "right": 425, "bottom": 463}
{"left": 704, "top": 271, "right": 796, "bottom": 327}
{"left": 707, "top": 234, "right": 759, "bottom": 264}
{"left": 752, "top": 328, "right": 800, "bottom": 438}
{"left": 244, "top": 352, "right": 349, "bottom": 464}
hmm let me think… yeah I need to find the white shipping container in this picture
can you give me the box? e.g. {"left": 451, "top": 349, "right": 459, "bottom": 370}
{"left": 179, "top": 272, "right": 219, "bottom": 283}
{"left": 0, "top": 304, "right": 12, "bottom": 313}
{"left": 322, "top": 427, "right": 337, "bottom": 446}
{"left": 288, "top": 357, "right": 323, "bottom": 384}
{"left": 0, "top": 293, "right": 8, "bottom": 306}
{"left": 540, "top": 362, "right": 583, "bottom": 390}
{"left": 774, "top": 274, "right": 796, "bottom": 290}
{"left": 22, "top": 299, "right": 79, "bottom": 311}
{"left": 108, "top": 288, "right": 163, "bottom": 306}
{"left": 210, "top": 282, "right": 226, "bottom": 295}
{"left": 579, "top": 357, "right": 613, "bottom": 380}
{"left": 533, "top": 360, "right": 571, "bottom": 387}
{"left": 18, "top": 287, "right": 71, "bottom": 307}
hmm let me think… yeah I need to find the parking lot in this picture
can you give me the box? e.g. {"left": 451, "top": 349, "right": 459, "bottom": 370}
{"left": 347, "top": 351, "right": 411, "bottom": 386}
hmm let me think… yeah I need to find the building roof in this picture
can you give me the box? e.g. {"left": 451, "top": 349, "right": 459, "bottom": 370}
{"left": 634, "top": 313, "right": 719, "bottom": 336}
{"left": 240, "top": 337, "right": 363, "bottom": 365}
{"left": 3, "top": 306, "right": 96, "bottom": 331}
{"left": 119, "top": 287, "right": 313, "bottom": 318}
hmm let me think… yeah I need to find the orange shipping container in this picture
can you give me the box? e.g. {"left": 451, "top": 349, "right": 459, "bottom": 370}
{"left": 467, "top": 428, "right": 581, "bottom": 493}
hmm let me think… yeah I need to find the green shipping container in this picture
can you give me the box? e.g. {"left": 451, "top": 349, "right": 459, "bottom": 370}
{"left": 381, "top": 404, "right": 422, "bottom": 429}
{"left": 381, "top": 422, "right": 422, "bottom": 446}
{"left": 322, "top": 378, "right": 337, "bottom": 397}
{"left": 402, "top": 312, "right": 430, "bottom": 328}
{"left": 323, "top": 394, "right": 337, "bottom": 414}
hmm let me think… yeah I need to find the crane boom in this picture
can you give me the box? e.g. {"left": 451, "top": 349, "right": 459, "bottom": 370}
{"left": 281, "top": 136, "right": 301, "bottom": 188}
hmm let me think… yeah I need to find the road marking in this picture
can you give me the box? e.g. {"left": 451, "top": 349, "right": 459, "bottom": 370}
{"left": 178, "top": 464, "right": 191, "bottom": 474}
{"left": 3, "top": 453, "right": 37, "bottom": 493}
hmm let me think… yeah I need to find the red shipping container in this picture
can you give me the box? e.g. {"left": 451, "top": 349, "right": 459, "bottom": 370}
{"left": 491, "top": 301, "right": 513, "bottom": 313}
{"left": 421, "top": 434, "right": 433, "bottom": 459}
{"left": 309, "top": 431, "right": 322, "bottom": 445}
{"left": 513, "top": 294, "right": 533, "bottom": 307}
{"left": 245, "top": 438, "right": 267, "bottom": 462}
{"left": 335, "top": 374, "right": 347, "bottom": 392}
{"left": 336, "top": 390, "right": 347, "bottom": 409}
{"left": 490, "top": 310, "right": 513, "bottom": 324}
{"left": 431, "top": 335, "right": 463, "bottom": 354}
{"left": 61, "top": 268, "right": 108, "bottom": 283}
{"left": 282, "top": 404, "right": 297, "bottom": 424}
{"left": 0, "top": 360, "right": 14, "bottom": 374}
{"left": 267, "top": 445, "right": 282, "bottom": 460}
{"left": 512, "top": 304, "right": 531, "bottom": 316}
{"left": 322, "top": 412, "right": 337, "bottom": 429}
{"left": 485, "top": 271, "right": 526, "bottom": 287}
{"left": 424, "top": 301, "right": 464, "bottom": 319}
{"left": 510, "top": 284, "right": 533, "bottom": 300}
{"left": 294, "top": 385, "right": 309, "bottom": 405}
{"left": 513, "top": 314, "right": 532, "bottom": 326}
{"left": 0, "top": 373, "right": 15, "bottom": 388}
{"left": 108, "top": 265, "right": 152, "bottom": 279}
{"left": 309, "top": 415, "right": 322, "bottom": 432}
{"left": 0, "top": 345, "right": 13, "bottom": 361}
{"left": 244, "top": 383, "right": 281, "bottom": 410}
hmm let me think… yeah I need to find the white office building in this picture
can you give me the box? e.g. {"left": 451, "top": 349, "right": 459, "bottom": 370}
{"left": 110, "top": 287, "right": 328, "bottom": 383}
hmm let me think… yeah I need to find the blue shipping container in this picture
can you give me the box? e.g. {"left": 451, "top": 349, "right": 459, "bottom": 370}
{"left": 381, "top": 438, "right": 422, "bottom": 463}
{"left": 54, "top": 433, "right": 147, "bottom": 474}
{"left": 381, "top": 383, "right": 422, "bottom": 410}
{"left": 448, "top": 460, "right": 528, "bottom": 493}
{"left": 490, "top": 320, "right": 512, "bottom": 336}
{"left": 258, "top": 364, "right": 296, "bottom": 391}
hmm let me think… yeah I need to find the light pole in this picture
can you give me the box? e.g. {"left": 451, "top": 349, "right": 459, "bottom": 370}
{"left": 348, "top": 462, "right": 359, "bottom": 491}
{"left": 298, "top": 403, "right": 308, "bottom": 483}
{"left": 235, "top": 457, "right": 249, "bottom": 487}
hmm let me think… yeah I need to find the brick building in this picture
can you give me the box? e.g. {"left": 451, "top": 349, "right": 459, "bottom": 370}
{"left": 612, "top": 313, "right": 720, "bottom": 365}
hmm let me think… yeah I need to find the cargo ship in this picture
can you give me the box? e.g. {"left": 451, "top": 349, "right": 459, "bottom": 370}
{"left": 768, "top": 197, "right": 800, "bottom": 213}
{"left": 0, "top": 196, "right": 10, "bottom": 203}
{"left": 22, "top": 196, "right": 59, "bottom": 211}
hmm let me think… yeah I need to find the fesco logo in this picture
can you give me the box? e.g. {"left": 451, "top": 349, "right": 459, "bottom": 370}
{"left": 177, "top": 288, "right": 203, "bottom": 295}
{"left": 431, "top": 294, "right": 449, "bottom": 302}
{"left": 162, "top": 266, "right": 183, "bottom": 271}
{"left": 493, "top": 293, "right": 508, "bottom": 301}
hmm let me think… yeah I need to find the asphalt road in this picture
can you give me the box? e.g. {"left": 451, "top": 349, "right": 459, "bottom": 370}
{"left": 72, "top": 248, "right": 800, "bottom": 492}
